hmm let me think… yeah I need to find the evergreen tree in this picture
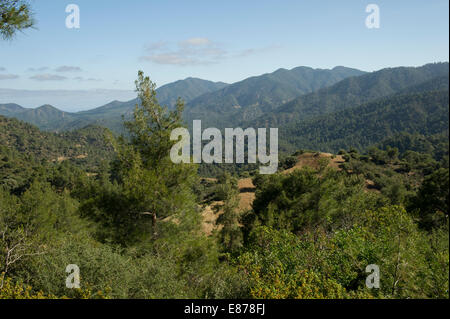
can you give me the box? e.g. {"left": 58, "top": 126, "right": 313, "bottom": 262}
{"left": 0, "top": 0, "right": 34, "bottom": 40}
{"left": 85, "top": 71, "right": 200, "bottom": 245}
{"left": 216, "top": 173, "right": 243, "bottom": 253}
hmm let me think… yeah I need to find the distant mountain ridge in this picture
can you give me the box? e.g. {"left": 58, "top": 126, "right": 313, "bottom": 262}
{"left": 157, "top": 77, "right": 228, "bottom": 108}
{"left": 0, "top": 62, "right": 448, "bottom": 152}
{"left": 0, "top": 77, "right": 229, "bottom": 132}
{"left": 0, "top": 103, "right": 27, "bottom": 117}
{"left": 0, "top": 65, "right": 365, "bottom": 132}
{"left": 249, "top": 62, "right": 449, "bottom": 128}
{"left": 183, "top": 65, "right": 366, "bottom": 128}
{"left": 13, "top": 104, "right": 80, "bottom": 131}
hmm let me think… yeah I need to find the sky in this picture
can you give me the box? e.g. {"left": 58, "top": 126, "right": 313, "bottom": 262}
{"left": 0, "top": 0, "right": 448, "bottom": 111}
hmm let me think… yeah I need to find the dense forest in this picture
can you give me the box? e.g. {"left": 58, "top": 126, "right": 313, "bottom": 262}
{"left": 0, "top": 70, "right": 448, "bottom": 299}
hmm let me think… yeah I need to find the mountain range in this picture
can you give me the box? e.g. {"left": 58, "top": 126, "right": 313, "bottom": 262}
{"left": 183, "top": 66, "right": 366, "bottom": 128}
{"left": 0, "top": 77, "right": 228, "bottom": 132}
{"left": 0, "top": 65, "right": 365, "bottom": 132}
{"left": 248, "top": 62, "right": 449, "bottom": 128}
{"left": 0, "top": 62, "right": 448, "bottom": 154}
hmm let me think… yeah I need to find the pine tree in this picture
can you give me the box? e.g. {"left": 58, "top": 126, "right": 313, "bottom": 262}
{"left": 0, "top": 0, "right": 34, "bottom": 40}
{"left": 102, "top": 71, "right": 200, "bottom": 244}
{"left": 216, "top": 173, "right": 243, "bottom": 252}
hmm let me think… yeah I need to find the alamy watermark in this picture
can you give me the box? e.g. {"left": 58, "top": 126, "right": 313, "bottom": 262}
{"left": 65, "top": 264, "right": 80, "bottom": 289}
{"left": 365, "top": 4, "right": 380, "bottom": 29}
{"left": 366, "top": 264, "right": 380, "bottom": 289}
{"left": 65, "top": 4, "right": 80, "bottom": 29}
{"left": 64, "top": 4, "right": 379, "bottom": 30}
{"left": 170, "top": 120, "right": 279, "bottom": 174}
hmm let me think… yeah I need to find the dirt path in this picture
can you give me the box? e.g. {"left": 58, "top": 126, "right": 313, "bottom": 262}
{"left": 238, "top": 178, "right": 256, "bottom": 212}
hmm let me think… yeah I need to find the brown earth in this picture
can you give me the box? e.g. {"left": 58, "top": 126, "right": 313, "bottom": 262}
{"left": 200, "top": 201, "right": 224, "bottom": 236}
{"left": 283, "top": 152, "right": 345, "bottom": 174}
{"left": 238, "top": 178, "right": 256, "bottom": 212}
{"left": 199, "top": 152, "right": 348, "bottom": 235}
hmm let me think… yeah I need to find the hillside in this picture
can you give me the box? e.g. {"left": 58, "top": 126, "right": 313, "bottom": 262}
{"left": 156, "top": 77, "right": 228, "bottom": 108}
{"left": 251, "top": 62, "right": 449, "bottom": 128}
{"left": 280, "top": 89, "right": 449, "bottom": 153}
{"left": 184, "top": 66, "right": 366, "bottom": 128}
{"left": 1, "top": 66, "right": 365, "bottom": 132}
{"left": 0, "top": 103, "right": 27, "bottom": 117}
{"left": 10, "top": 104, "right": 81, "bottom": 131}
{"left": 0, "top": 63, "right": 448, "bottom": 161}
{"left": 0, "top": 115, "right": 114, "bottom": 191}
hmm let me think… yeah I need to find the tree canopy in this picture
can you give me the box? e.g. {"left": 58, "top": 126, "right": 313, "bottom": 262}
{"left": 0, "top": 0, "right": 34, "bottom": 40}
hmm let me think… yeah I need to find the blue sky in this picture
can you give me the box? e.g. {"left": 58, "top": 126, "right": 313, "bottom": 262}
{"left": 0, "top": 0, "right": 448, "bottom": 111}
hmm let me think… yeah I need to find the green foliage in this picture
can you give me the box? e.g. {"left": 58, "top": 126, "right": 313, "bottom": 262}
{"left": 0, "top": 0, "right": 34, "bottom": 40}
{"left": 252, "top": 63, "right": 448, "bottom": 130}
{"left": 245, "top": 167, "right": 383, "bottom": 236}
{"left": 238, "top": 205, "right": 448, "bottom": 299}
{"left": 81, "top": 71, "right": 200, "bottom": 245}
{"left": 0, "top": 276, "right": 57, "bottom": 299}
{"left": 279, "top": 155, "right": 299, "bottom": 170}
{"left": 410, "top": 168, "right": 449, "bottom": 230}
{"left": 237, "top": 226, "right": 371, "bottom": 299}
{"left": 0, "top": 116, "right": 115, "bottom": 192}
{"left": 281, "top": 90, "right": 449, "bottom": 154}
{"left": 184, "top": 66, "right": 365, "bottom": 129}
{"left": 215, "top": 173, "right": 243, "bottom": 253}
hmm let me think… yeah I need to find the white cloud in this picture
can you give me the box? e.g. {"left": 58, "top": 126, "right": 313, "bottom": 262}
{"left": 145, "top": 41, "right": 168, "bottom": 52}
{"left": 142, "top": 54, "right": 197, "bottom": 66}
{"left": 0, "top": 67, "right": 6, "bottom": 72}
{"left": 74, "top": 76, "right": 102, "bottom": 82}
{"left": 140, "top": 37, "right": 226, "bottom": 66}
{"left": 55, "top": 66, "right": 82, "bottom": 72}
{"left": 30, "top": 74, "right": 68, "bottom": 81}
{"left": 27, "top": 67, "right": 49, "bottom": 72}
{"left": 180, "top": 37, "right": 211, "bottom": 47}
{"left": 0, "top": 74, "right": 19, "bottom": 80}
{"left": 140, "top": 38, "right": 279, "bottom": 66}
{"left": 235, "top": 45, "right": 282, "bottom": 58}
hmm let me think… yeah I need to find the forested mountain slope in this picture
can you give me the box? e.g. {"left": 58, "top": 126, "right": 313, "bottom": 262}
{"left": 251, "top": 62, "right": 449, "bottom": 128}
{"left": 184, "top": 66, "right": 366, "bottom": 128}
{"left": 0, "top": 115, "right": 114, "bottom": 191}
{"left": 280, "top": 89, "right": 449, "bottom": 153}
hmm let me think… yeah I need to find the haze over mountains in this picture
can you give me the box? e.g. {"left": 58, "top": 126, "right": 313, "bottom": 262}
{"left": 0, "top": 77, "right": 228, "bottom": 132}
{"left": 0, "top": 62, "right": 448, "bottom": 154}
{"left": 0, "top": 65, "right": 367, "bottom": 131}
{"left": 0, "top": 88, "right": 137, "bottom": 112}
